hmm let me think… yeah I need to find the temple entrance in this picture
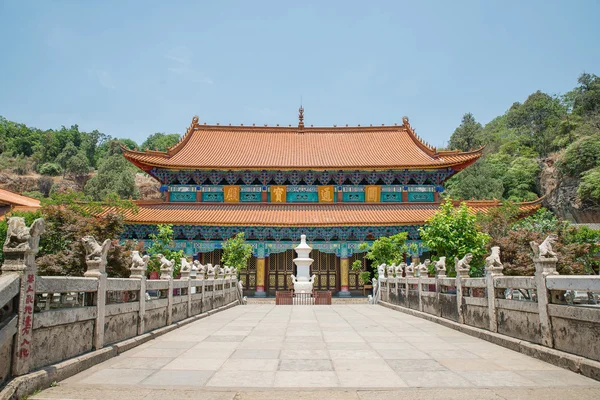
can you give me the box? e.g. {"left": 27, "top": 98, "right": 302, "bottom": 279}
{"left": 267, "top": 249, "right": 295, "bottom": 293}
{"left": 266, "top": 249, "right": 339, "bottom": 294}
{"left": 311, "top": 250, "right": 339, "bottom": 292}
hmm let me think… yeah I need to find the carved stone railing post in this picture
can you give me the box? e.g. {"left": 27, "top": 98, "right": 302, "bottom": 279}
{"left": 158, "top": 255, "right": 174, "bottom": 325}
{"left": 129, "top": 251, "right": 148, "bottom": 335}
{"left": 2, "top": 217, "right": 44, "bottom": 376}
{"left": 534, "top": 256, "right": 558, "bottom": 347}
{"left": 82, "top": 236, "right": 111, "bottom": 350}
{"left": 485, "top": 246, "right": 504, "bottom": 332}
{"left": 180, "top": 258, "right": 192, "bottom": 318}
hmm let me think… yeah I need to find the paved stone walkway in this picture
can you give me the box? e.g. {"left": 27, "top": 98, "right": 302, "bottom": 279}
{"left": 33, "top": 304, "right": 600, "bottom": 399}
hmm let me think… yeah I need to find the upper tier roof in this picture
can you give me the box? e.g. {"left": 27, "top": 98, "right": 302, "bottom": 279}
{"left": 123, "top": 116, "right": 483, "bottom": 171}
{"left": 117, "top": 199, "right": 542, "bottom": 227}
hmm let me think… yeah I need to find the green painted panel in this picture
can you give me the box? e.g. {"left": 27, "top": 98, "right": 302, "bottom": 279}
{"left": 240, "top": 192, "right": 261, "bottom": 202}
{"left": 202, "top": 192, "right": 224, "bottom": 202}
{"left": 170, "top": 192, "right": 196, "bottom": 202}
{"left": 407, "top": 192, "right": 435, "bottom": 202}
{"left": 287, "top": 192, "right": 319, "bottom": 202}
{"left": 381, "top": 192, "right": 402, "bottom": 202}
{"left": 343, "top": 192, "right": 365, "bottom": 202}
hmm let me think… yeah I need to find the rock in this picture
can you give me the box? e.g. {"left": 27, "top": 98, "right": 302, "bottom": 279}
{"left": 135, "top": 173, "right": 162, "bottom": 200}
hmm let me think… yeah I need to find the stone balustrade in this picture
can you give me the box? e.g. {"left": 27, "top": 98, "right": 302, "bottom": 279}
{"left": 377, "top": 252, "right": 600, "bottom": 366}
{"left": 0, "top": 217, "right": 241, "bottom": 388}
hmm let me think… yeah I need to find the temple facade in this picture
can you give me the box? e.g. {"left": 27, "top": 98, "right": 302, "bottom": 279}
{"left": 121, "top": 110, "right": 540, "bottom": 296}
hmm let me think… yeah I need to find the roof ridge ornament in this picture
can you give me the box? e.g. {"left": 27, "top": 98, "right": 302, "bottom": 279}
{"left": 298, "top": 105, "right": 305, "bottom": 134}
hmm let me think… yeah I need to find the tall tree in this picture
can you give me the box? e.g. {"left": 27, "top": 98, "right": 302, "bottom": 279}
{"left": 84, "top": 141, "right": 139, "bottom": 200}
{"left": 141, "top": 132, "right": 181, "bottom": 151}
{"left": 448, "top": 113, "right": 483, "bottom": 151}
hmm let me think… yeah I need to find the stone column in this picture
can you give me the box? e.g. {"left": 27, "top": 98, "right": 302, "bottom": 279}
{"left": 82, "top": 236, "right": 111, "bottom": 350}
{"left": 485, "top": 247, "right": 504, "bottom": 333}
{"left": 2, "top": 217, "right": 44, "bottom": 376}
{"left": 129, "top": 251, "right": 147, "bottom": 335}
{"left": 534, "top": 256, "right": 558, "bottom": 348}
{"left": 339, "top": 257, "right": 351, "bottom": 297}
{"left": 255, "top": 257, "right": 266, "bottom": 297}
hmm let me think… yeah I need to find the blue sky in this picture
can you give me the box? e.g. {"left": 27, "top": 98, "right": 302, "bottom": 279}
{"left": 1, "top": 0, "right": 598, "bottom": 147}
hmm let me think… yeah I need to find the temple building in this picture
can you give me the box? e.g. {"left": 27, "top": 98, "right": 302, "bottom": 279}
{"left": 121, "top": 110, "right": 541, "bottom": 296}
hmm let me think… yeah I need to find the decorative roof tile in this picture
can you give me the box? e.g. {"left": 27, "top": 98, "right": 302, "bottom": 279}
{"left": 120, "top": 199, "right": 542, "bottom": 227}
{"left": 0, "top": 189, "right": 41, "bottom": 208}
{"left": 123, "top": 116, "right": 483, "bottom": 171}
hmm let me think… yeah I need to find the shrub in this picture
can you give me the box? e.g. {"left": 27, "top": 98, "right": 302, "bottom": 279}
{"left": 37, "top": 176, "right": 54, "bottom": 197}
{"left": 577, "top": 167, "right": 600, "bottom": 206}
{"left": 39, "top": 162, "right": 62, "bottom": 176}
{"left": 558, "top": 134, "right": 600, "bottom": 176}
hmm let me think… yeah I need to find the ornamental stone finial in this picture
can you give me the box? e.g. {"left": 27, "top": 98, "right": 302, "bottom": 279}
{"left": 434, "top": 257, "right": 446, "bottom": 277}
{"left": 1, "top": 217, "right": 45, "bottom": 273}
{"left": 130, "top": 251, "right": 149, "bottom": 279}
{"left": 81, "top": 236, "right": 111, "bottom": 277}
{"left": 455, "top": 253, "right": 472, "bottom": 278}
{"left": 157, "top": 254, "right": 174, "bottom": 280}
{"left": 485, "top": 246, "right": 504, "bottom": 276}
{"left": 530, "top": 234, "right": 558, "bottom": 260}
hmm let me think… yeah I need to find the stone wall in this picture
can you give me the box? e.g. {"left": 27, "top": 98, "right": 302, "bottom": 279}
{"left": 378, "top": 258, "right": 600, "bottom": 364}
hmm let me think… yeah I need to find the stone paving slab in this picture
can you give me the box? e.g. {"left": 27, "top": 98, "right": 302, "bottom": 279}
{"left": 32, "top": 304, "right": 600, "bottom": 398}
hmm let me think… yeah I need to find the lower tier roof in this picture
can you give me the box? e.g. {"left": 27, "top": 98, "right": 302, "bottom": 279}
{"left": 120, "top": 200, "right": 542, "bottom": 227}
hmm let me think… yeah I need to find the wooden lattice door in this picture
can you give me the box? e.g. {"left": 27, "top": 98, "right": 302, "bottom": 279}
{"left": 311, "top": 250, "right": 338, "bottom": 291}
{"left": 348, "top": 253, "right": 366, "bottom": 290}
{"left": 267, "top": 250, "right": 294, "bottom": 291}
{"left": 197, "top": 249, "right": 223, "bottom": 266}
{"left": 239, "top": 255, "right": 257, "bottom": 290}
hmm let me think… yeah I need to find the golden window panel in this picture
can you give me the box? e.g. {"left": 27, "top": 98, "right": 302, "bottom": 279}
{"left": 223, "top": 185, "right": 240, "bottom": 202}
{"left": 318, "top": 186, "right": 335, "bottom": 202}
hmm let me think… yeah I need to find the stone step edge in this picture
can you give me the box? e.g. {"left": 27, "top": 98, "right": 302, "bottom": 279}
{"left": 0, "top": 300, "right": 240, "bottom": 400}
{"left": 379, "top": 300, "right": 600, "bottom": 382}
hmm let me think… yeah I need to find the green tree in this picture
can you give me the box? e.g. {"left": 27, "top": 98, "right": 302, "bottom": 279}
{"left": 146, "top": 224, "right": 185, "bottom": 277}
{"left": 221, "top": 232, "right": 253, "bottom": 274}
{"left": 66, "top": 151, "right": 91, "bottom": 189}
{"left": 55, "top": 141, "right": 79, "bottom": 177}
{"left": 359, "top": 232, "right": 415, "bottom": 267}
{"left": 141, "top": 133, "right": 181, "bottom": 151}
{"left": 419, "top": 199, "right": 491, "bottom": 276}
{"left": 502, "top": 157, "right": 540, "bottom": 201}
{"left": 506, "top": 91, "right": 566, "bottom": 156}
{"left": 85, "top": 142, "right": 139, "bottom": 200}
{"left": 568, "top": 73, "right": 600, "bottom": 117}
{"left": 444, "top": 159, "right": 504, "bottom": 200}
{"left": 448, "top": 113, "right": 483, "bottom": 151}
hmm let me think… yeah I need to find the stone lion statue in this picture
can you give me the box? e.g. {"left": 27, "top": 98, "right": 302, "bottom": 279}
{"left": 455, "top": 253, "right": 473, "bottom": 277}
{"left": 131, "top": 251, "right": 149, "bottom": 269}
{"left": 194, "top": 260, "right": 206, "bottom": 278}
{"left": 417, "top": 259, "right": 430, "bottom": 276}
{"left": 156, "top": 254, "right": 174, "bottom": 270}
{"left": 237, "top": 280, "right": 247, "bottom": 305}
{"left": 309, "top": 274, "right": 316, "bottom": 284}
{"left": 4, "top": 217, "right": 45, "bottom": 253}
{"left": 180, "top": 257, "right": 192, "bottom": 272}
{"left": 206, "top": 263, "right": 215, "bottom": 278}
{"left": 485, "top": 246, "right": 503, "bottom": 274}
{"left": 434, "top": 257, "right": 446, "bottom": 276}
{"left": 387, "top": 264, "right": 395, "bottom": 278}
{"left": 81, "top": 236, "right": 111, "bottom": 263}
{"left": 530, "top": 234, "right": 558, "bottom": 259}
{"left": 377, "top": 264, "right": 387, "bottom": 279}
{"left": 394, "top": 263, "right": 403, "bottom": 277}
{"left": 405, "top": 261, "right": 415, "bottom": 277}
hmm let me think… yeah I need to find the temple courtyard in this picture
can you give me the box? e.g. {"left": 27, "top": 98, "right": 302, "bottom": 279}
{"left": 31, "top": 304, "right": 600, "bottom": 399}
